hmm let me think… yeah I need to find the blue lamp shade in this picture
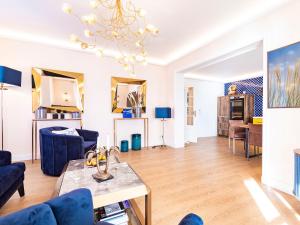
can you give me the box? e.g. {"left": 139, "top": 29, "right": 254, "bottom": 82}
{"left": 0, "top": 66, "right": 22, "bottom": 87}
{"left": 155, "top": 107, "right": 171, "bottom": 119}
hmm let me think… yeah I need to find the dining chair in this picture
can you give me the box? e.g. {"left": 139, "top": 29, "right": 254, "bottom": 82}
{"left": 248, "top": 123, "right": 262, "bottom": 157}
{"left": 228, "top": 120, "right": 246, "bottom": 154}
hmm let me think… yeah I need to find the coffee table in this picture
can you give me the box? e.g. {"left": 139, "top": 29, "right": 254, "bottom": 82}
{"left": 53, "top": 158, "right": 151, "bottom": 225}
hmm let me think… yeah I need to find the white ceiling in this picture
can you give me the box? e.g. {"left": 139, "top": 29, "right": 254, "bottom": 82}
{"left": 185, "top": 43, "right": 263, "bottom": 82}
{"left": 0, "top": 0, "right": 292, "bottom": 65}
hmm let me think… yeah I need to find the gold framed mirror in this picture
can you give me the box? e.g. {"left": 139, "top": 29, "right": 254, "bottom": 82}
{"left": 111, "top": 77, "right": 146, "bottom": 113}
{"left": 32, "top": 68, "right": 84, "bottom": 113}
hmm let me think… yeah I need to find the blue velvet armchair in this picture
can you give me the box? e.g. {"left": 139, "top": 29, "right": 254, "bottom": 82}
{"left": 0, "top": 188, "right": 204, "bottom": 225}
{"left": 39, "top": 127, "right": 99, "bottom": 176}
{"left": 0, "top": 150, "right": 25, "bottom": 208}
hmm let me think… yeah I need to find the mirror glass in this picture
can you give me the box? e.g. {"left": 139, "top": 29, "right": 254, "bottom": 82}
{"left": 111, "top": 77, "right": 146, "bottom": 113}
{"left": 32, "top": 68, "right": 84, "bottom": 113}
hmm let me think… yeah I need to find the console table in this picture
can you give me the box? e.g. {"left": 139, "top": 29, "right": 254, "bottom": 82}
{"left": 32, "top": 118, "right": 82, "bottom": 163}
{"left": 113, "top": 118, "right": 149, "bottom": 148}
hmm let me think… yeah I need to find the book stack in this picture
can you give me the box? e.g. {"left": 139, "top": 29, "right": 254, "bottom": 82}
{"left": 95, "top": 202, "right": 129, "bottom": 225}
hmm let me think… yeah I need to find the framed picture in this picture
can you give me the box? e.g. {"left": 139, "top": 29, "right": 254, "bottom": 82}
{"left": 268, "top": 41, "right": 300, "bottom": 108}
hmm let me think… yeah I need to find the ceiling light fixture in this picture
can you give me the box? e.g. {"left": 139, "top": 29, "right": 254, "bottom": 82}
{"left": 62, "top": 0, "right": 159, "bottom": 74}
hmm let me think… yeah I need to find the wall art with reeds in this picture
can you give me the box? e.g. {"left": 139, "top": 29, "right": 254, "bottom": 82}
{"left": 268, "top": 42, "right": 300, "bottom": 108}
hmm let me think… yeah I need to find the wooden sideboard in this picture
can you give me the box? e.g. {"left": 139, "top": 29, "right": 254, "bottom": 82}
{"left": 217, "top": 94, "right": 254, "bottom": 137}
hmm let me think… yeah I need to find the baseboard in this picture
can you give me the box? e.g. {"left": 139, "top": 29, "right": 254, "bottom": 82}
{"left": 261, "top": 175, "right": 293, "bottom": 195}
{"left": 12, "top": 153, "right": 34, "bottom": 162}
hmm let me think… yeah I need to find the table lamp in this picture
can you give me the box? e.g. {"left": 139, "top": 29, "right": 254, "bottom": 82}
{"left": 153, "top": 107, "right": 171, "bottom": 148}
{"left": 0, "top": 66, "right": 22, "bottom": 150}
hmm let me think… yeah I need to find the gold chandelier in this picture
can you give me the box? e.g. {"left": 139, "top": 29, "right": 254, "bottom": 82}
{"left": 62, "top": 0, "right": 159, "bottom": 74}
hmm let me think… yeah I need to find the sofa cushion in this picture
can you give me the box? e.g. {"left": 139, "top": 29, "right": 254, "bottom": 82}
{"left": 0, "top": 165, "right": 24, "bottom": 196}
{"left": 83, "top": 141, "right": 97, "bottom": 151}
{"left": 45, "top": 189, "right": 94, "bottom": 225}
{"left": 0, "top": 204, "right": 57, "bottom": 225}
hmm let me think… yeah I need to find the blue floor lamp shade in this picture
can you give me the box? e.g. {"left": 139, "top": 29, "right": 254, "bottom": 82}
{"left": 0, "top": 66, "right": 22, "bottom": 150}
{"left": 153, "top": 107, "right": 171, "bottom": 148}
{"left": 155, "top": 107, "right": 171, "bottom": 119}
{"left": 0, "top": 66, "right": 22, "bottom": 87}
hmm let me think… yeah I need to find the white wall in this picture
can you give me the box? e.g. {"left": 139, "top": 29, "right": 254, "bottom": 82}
{"left": 0, "top": 37, "right": 168, "bottom": 160}
{"left": 166, "top": 0, "right": 300, "bottom": 195}
{"left": 184, "top": 79, "right": 224, "bottom": 141}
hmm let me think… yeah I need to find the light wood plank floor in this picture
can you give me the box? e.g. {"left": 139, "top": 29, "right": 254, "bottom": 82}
{"left": 1, "top": 137, "right": 299, "bottom": 225}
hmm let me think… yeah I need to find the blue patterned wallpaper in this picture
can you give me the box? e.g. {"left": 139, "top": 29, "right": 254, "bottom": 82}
{"left": 224, "top": 76, "right": 263, "bottom": 116}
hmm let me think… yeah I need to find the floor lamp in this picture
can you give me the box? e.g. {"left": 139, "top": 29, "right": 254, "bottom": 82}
{"left": 152, "top": 107, "right": 171, "bottom": 149}
{"left": 0, "top": 66, "right": 22, "bottom": 150}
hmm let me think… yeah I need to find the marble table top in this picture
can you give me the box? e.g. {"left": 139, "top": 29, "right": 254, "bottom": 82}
{"left": 58, "top": 158, "right": 148, "bottom": 208}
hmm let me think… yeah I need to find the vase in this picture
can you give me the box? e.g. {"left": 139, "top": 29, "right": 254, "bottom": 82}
{"left": 133, "top": 107, "right": 142, "bottom": 118}
{"left": 35, "top": 107, "right": 47, "bottom": 119}
{"left": 131, "top": 134, "right": 141, "bottom": 150}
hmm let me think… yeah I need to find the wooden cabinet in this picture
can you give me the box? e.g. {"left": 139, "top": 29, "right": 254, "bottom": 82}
{"left": 217, "top": 94, "right": 254, "bottom": 137}
{"left": 217, "top": 96, "right": 230, "bottom": 136}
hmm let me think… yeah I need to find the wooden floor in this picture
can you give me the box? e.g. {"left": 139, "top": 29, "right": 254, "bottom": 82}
{"left": 1, "top": 137, "right": 299, "bottom": 225}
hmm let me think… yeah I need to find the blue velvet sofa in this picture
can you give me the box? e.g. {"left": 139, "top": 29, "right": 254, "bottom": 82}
{"left": 0, "top": 188, "right": 204, "bottom": 225}
{"left": 39, "top": 127, "right": 99, "bottom": 176}
{"left": 0, "top": 150, "right": 25, "bottom": 208}
{"left": 0, "top": 188, "right": 111, "bottom": 225}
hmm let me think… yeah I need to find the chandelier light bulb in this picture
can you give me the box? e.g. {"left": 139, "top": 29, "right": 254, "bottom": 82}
{"left": 142, "top": 59, "right": 148, "bottom": 66}
{"left": 81, "top": 15, "right": 89, "bottom": 23}
{"left": 70, "top": 34, "right": 79, "bottom": 42}
{"left": 90, "top": 0, "right": 100, "bottom": 9}
{"left": 146, "top": 24, "right": 159, "bottom": 35}
{"left": 112, "top": 31, "right": 119, "bottom": 38}
{"left": 87, "top": 14, "right": 97, "bottom": 24}
{"left": 62, "top": 3, "right": 72, "bottom": 14}
{"left": 129, "top": 56, "right": 136, "bottom": 63}
{"left": 84, "top": 29, "right": 93, "bottom": 37}
{"left": 82, "top": 14, "right": 97, "bottom": 24}
{"left": 146, "top": 24, "right": 158, "bottom": 35}
{"left": 138, "top": 28, "right": 145, "bottom": 35}
{"left": 95, "top": 48, "right": 104, "bottom": 57}
{"left": 115, "top": 54, "right": 122, "bottom": 60}
{"left": 81, "top": 42, "right": 89, "bottom": 49}
{"left": 124, "top": 64, "right": 130, "bottom": 71}
{"left": 135, "top": 41, "right": 142, "bottom": 47}
{"left": 138, "top": 9, "right": 147, "bottom": 17}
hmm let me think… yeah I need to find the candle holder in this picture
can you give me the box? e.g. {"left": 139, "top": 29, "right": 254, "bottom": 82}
{"left": 85, "top": 146, "right": 120, "bottom": 182}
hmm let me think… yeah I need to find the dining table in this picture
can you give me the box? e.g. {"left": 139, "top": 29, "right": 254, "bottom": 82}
{"left": 238, "top": 123, "right": 256, "bottom": 160}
